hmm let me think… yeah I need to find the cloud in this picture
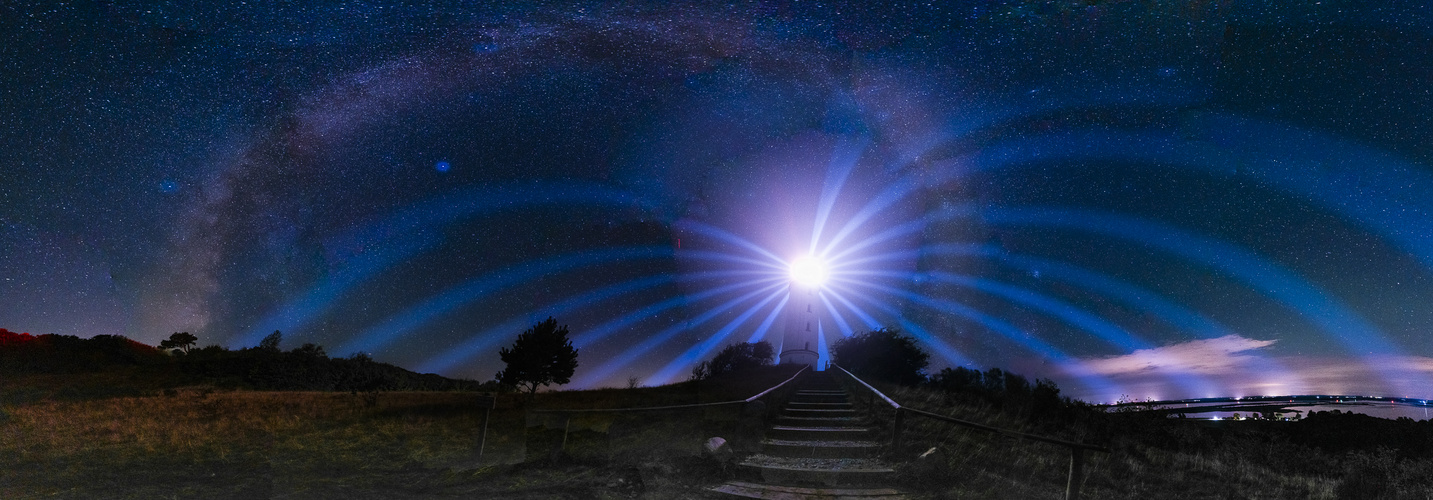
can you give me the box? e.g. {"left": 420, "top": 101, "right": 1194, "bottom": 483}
{"left": 1081, "top": 334, "right": 1277, "bottom": 376}
{"left": 1054, "top": 335, "right": 1433, "bottom": 401}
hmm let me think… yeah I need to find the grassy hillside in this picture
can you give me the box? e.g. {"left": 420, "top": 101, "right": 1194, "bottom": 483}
{"left": 852, "top": 378, "right": 1433, "bottom": 499}
{"left": 0, "top": 365, "right": 802, "bottom": 499}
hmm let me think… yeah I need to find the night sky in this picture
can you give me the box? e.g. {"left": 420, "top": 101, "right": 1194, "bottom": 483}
{"left": 5, "top": 1, "right": 1433, "bottom": 402}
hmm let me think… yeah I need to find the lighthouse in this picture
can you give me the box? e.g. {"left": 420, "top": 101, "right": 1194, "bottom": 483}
{"left": 779, "top": 256, "right": 826, "bottom": 367}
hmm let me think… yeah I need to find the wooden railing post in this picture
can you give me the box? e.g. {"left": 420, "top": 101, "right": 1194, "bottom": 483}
{"left": 892, "top": 407, "right": 905, "bottom": 452}
{"left": 1065, "top": 447, "right": 1086, "bottom": 500}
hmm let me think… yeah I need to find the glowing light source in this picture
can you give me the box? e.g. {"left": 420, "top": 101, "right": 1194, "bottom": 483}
{"left": 789, "top": 255, "right": 829, "bottom": 288}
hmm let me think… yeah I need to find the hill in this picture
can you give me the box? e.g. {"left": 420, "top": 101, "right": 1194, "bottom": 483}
{"left": 0, "top": 328, "right": 494, "bottom": 402}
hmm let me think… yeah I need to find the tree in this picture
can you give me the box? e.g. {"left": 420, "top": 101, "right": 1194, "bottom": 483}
{"left": 158, "top": 332, "right": 198, "bottom": 354}
{"left": 496, "top": 317, "right": 579, "bottom": 396}
{"left": 259, "top": 330, "right": 283, "bottom": 351}
{"left": 831, "top": 327, "right": 929, "bottom": 386}
{"left": 690, "top": 341, "right": 774, "bottom": 380}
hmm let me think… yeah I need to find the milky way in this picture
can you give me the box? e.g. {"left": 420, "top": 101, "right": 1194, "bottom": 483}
{"left": 5, "top": 1, "right": 1433, "bottom": 402}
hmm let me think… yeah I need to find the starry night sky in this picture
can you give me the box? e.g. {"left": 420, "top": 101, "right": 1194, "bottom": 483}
{"left": 4, "top": 1, "right": 1433, "bottom": 402}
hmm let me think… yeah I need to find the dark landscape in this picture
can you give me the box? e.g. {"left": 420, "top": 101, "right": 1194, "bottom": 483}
{"left": 5, "top": 328, "right": 1433, "bottom": 499}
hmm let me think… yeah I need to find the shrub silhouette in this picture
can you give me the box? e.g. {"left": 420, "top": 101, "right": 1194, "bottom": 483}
{"left": 158, "top": 332, "right": 198, "bottom": 354}
{"left": 689, "top": 341, "right": 774, "bottom": 380}
{"left": 832, "top": 327, "right": 929, "bottom": 386}
{"left": 496, "top": 317, "right": 579, "bottom": 396}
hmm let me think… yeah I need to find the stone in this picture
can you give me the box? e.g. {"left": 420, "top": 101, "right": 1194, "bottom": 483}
{"left": 703, "top": 436, "right": 734, "bottom": 463}
{"left": 909, "top": 446, "right": 949, "bottom": 476}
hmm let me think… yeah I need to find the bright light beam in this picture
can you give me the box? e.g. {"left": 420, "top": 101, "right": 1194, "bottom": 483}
{"left": 789, "top": 255, "right": 830, "bottom": 288}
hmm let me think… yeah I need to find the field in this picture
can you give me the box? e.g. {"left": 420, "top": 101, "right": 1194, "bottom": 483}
{"left": 856, "top": 381, "right": 1433, "bottom": 499}
{"left": 5, "top": 365, "right": 1433, "bottom": 499}
{"left": 0, "top": 367, "right": 801, "bottom": 499}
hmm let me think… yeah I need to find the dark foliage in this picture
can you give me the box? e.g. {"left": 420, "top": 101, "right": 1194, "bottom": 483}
{"left": 259, "top": 330, "right": 283, "bottom": 351}
{"left": 928, "top": 366, "right": 1073, "bottom": 425}
{"left": 0, "top": 328, "right": 499, "bottom": 393}
{"left": 832, "top": 327, "right": 929, "bottom": 386}
{"left": 497, "top": 317, "right": 579, "bottom": 396}
{"left": 689, "top": 341, "right": 774, "bottom": 381}
{"left": 158, "top": 332, "right": 198, "bottom": 354}
{"left": 0, "top": 329, "right": 168, "bottom": 374}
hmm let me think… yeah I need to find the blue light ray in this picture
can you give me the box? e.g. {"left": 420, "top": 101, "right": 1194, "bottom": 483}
{"left": 745, "top": 293, "right": 790, "bottom": 343}
{"left": 816, "top": 320, "right": 829, "bottom": 370}
{"left": 824, "top": 218, "right": 926, "bottom": 266}
{"left": 871, "top": 242, "right": 1292, "bottom": 395}
{"left": 818, "top": 292, "right": 855, "bottom": 336}
{"left": 676, "top": 219, "right": 787, "bottom": 268}
{"left": 823, "top": 281, "right": 975, "bottom": 367}
{"left": 336, "top": 246, "right": 673, "bottom": 356}
{"left": 821, "top": 287, "right": 883, "bottom": 330}
{"left": 817, "top": 174, "right": 922, "bottom": 260}
{"left": 830, "top": 280, "right": 1122, "bottom": 396}
{"left": 237, "top": 233, "right": 441, "bottom": 347}
{"left": 810, "top": 136, "right": 871, "bottom": 255}
{"left": 938, "top": 114, "right": 1433, "bottom": 271}
{"left": 854, "top": 269, "right": 1154, "bottom": 352}
{"left": 677, "top": 249, "right": 791, "bottom": 274}
{"left": 576, "top": 281, "right": 788, "bottom": 387}
{"left": 952, "top": 206, "right": 1416, "bottom": 394}
{"left": 412, "top": 274, "right": 676, "bottom": 373}
{"left": 645, "top": 286, "right": 788, "bottom": 384}
{"left": 856, "top": 242, "right": 1239, "bottom": 341}
{"left": 990, "top": 207, "right": 1400, "bottom": 351}
{"left": 569, "top": 276, "right": 787, "bottom": 350}
{"left": 893, "top": 79, "right": 1207, "bottom": 178}
{"left": 237, "top": 182, "right": 662, "bottom": 346}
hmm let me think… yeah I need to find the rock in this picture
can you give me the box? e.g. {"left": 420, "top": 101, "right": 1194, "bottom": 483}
{"left": 910, "top": 446, "right": 949, "bottom": 476}
{"left": 702, "top": 436, "right": 734, "bottom": 463}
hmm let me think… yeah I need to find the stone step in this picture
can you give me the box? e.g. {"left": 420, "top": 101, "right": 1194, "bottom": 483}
{"left": 737, "top": 455, "right": 895, "bottom": 487}
{"left": 777, "top": 415, "right": 863, "bottom": 425}
{"left": 762, "top": 439, "right": 883, "bottom": 458}
{"left": 785, "top": 398, "right": 848, "bottom": 406}
{"left": 790, "top": 394, "right": 850, "bottom": 404}
{"left": 784, "top": 408, "right": 858, "bottom": 418}
{"left": 710, "top": 480, "right": 905, "bottom": 499}
{"left": 769, "top": 425, "right": 873, "bottom": 441}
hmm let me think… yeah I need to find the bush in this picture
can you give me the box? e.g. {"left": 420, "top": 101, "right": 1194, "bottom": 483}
{"left": 690, "top": 341, "right": 774, "bottom": 380}
{"left": 832, "top": 328, "right": 929, "bottom": 386}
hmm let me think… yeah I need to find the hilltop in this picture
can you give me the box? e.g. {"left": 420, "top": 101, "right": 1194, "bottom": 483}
{"left": 0, "top": 328, "right": 495, "bottom": 402}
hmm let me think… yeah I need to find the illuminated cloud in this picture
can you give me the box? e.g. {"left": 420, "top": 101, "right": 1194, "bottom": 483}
{"left": 1082, "top": 335, "right": 1277, "bottom": 376}
{"left": 1061, "top": 335, "right": 1433, "bottom": 401}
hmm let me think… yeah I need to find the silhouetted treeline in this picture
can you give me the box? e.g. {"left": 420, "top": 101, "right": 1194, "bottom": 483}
{"left": 0, "top": 328, "right": 500, "bottom": 393}
{"left": 0, "top": 329, "right": 169, "bottom": 373}
{"left": 926, "top": 366, "right": 1090, "bottom": 428}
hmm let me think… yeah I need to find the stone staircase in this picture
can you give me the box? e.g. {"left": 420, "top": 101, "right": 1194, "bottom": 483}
{"left": 711, "top": 370, "right": 904, "bottom": 499}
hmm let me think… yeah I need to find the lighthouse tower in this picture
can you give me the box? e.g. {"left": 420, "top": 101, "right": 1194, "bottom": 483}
{"left": 779, "top": 257, "right": 825, "bottom": 367}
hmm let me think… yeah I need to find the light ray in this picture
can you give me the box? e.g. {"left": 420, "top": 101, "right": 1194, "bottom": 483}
{"left": 809, "top": 136, "right": 871, "bottom": 254}
{"left": 646, "top": 286, "right": 788, "bottom": 383}
{"left": 576, "top": 281, "right": 788, "bottom": 387}
{"left": 337, "top": 246, "right": 673, "bottom": 355}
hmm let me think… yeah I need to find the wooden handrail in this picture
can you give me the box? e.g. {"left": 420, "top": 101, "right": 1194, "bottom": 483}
{"left": 832, "top": 364, "right": 1108, "bottom": 500}
{"left": 530, "top": 364, "right": 808, "bottom": 414}
{"left": 832, "top": 364, "right": 901, "bottom": 408}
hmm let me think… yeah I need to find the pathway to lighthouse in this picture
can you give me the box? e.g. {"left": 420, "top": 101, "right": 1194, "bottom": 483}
{"left": 710, "top": 370, "right": 905, "bottom": 499}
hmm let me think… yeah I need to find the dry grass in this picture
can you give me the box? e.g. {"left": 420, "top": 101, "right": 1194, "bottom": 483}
{"left": 859, "top": 383, "right": 1426, "bottom": 499}
{"left": 0, "top": 389, "right": 536, "bottom": 498}
{"left": 0, "top": 367, "right": 802, "bottom": 499}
